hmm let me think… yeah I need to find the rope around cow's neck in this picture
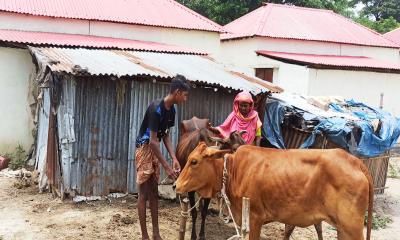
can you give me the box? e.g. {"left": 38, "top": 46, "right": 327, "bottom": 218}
{"left": 177, "top": 155, "right": 243, "bottom": 239}
{"left": 179, "top": 195, "right": 202, "bottom": 217}
{"left": 221, "top": 154, "right": 242, "bottom": 240}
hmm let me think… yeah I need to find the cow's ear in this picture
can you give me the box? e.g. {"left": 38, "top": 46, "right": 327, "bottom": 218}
{"left": 205, "top": 147, "right": 231, "bottom": 159}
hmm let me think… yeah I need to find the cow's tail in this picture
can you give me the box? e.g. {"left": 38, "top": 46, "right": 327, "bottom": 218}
{"left": 360, "top": 162, "right": 373, "bottom": 240}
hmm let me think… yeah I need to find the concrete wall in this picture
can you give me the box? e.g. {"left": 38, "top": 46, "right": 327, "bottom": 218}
{"left": 220, "top": 37, "right": 400, "bottom": 116}
{"left": 308, "top": 69, "right": 400, "bottom": 116}
{"left": 0, "top": 47, "right": 35, "bottom": 153}
{"left": 0, "top": 12, "right": 221, "bottom": 56}
{"left": 220, "top": 37, "right": 400, "bottom": 74}
{"left": 220, "top": 38, "right": 310, "bottom": 93}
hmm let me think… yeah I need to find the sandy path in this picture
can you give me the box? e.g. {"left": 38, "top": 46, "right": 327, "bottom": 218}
{"left": 0, "top": 168, "right": 399, "bottom": 240}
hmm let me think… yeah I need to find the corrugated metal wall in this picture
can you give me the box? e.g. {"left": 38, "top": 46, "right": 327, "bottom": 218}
{"left": 178, "top": 87, "right": 235, "bottom": 126}
{"left": 35, "top": 88, "right": 50, "bottom": 191}
{"left": 58, "top": 76, "right": 77, "bottom": 195}
{"left": 126, "top": 79, "right": 180, "bottom": 193}
{"left": 56, "top": 76, "right": 235, "bottom": 196}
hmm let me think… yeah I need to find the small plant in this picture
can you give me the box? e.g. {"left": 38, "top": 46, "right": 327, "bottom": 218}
{"left": 8, "top": 144, "right": 27, "bottom": 170}
{"left": 388, "top": 161, "right": 400, "bottom": 179}
{"left": 364, "top": 212, "right": 393, "bottom": 230}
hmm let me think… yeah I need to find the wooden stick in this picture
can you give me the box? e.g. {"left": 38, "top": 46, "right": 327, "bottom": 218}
{"left": 179, "top": 198, "right": 189, "bottom": 240}
{"left": 241, "top": 197, "right": 250, "bottom": 239}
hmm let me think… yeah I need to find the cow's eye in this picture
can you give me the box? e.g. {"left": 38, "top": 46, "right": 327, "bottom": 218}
{"left": 191, "top": 160, "right": 198, "bottom": 165}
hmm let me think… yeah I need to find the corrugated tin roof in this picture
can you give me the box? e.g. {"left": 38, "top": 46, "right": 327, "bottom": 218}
{"left": 0, "top": 0, "right": 224, "bottom": 32}
{"left": 0, "top": 29, "right": 204, "bottom": 54}
{"left": 257, "top": 50, "right": 400, "bottom": 72}
{"left": 222, "top": 4, "right": 398, "bottom": 48}
{"left": 30, "top": 47, "right": 283, "bottom": 94}
{"left": 384, "top": 27, "right": 400, "bottom": 46}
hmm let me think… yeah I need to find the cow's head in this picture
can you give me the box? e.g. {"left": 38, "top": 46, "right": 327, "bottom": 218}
{"left": 210, "top": 130, "right": 247, "bottom": 151}
{"left": 175, "top": 142, "right": 231, "bottom": 198}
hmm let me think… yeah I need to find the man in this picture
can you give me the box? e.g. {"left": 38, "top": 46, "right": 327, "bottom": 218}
{"left": 135, "top": 75, "right": 190, "bottom": 240}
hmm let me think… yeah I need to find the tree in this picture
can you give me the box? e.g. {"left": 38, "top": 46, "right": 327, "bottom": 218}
{"left": 358, "top": 0, "right": 400, "bottom": 22}
{"left": 356, "top": 16, "right": 400, "bottom": 33}
{"left": 177, "top": 0, "right": 263, "bottom": 25}
{"left": 354, "top": 0, "right": 400, "bottom": 33}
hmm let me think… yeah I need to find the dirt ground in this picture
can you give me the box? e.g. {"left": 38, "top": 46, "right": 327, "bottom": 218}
{"left": 0, "top": 159, "right": 399, "bottom": 240}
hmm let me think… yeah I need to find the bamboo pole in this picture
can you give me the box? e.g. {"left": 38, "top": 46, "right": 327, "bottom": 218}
{"left": 179, "top": 198, "right": 189, "bottom": 240}
{"left": 241, "top": 197, "right": 250, "bottom": 240}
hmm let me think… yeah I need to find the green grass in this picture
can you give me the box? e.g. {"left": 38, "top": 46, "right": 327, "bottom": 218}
{"left": 7, "top": 144, "right": 27, "bottom": 170}
{"left": 388, "top": 161, "right": 400, "bottom": 179}
{"left": 365, "top": 212, "right": 393, "bottom": 230}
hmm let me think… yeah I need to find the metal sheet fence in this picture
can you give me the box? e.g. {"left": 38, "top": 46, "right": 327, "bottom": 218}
{"left": 55, "top": 76, "right": 235, "bottom": 196}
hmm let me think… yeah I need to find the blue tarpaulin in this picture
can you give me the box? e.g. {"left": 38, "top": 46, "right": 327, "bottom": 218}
{"left": 263, "top": 98, "right": 400, "bottom": 157}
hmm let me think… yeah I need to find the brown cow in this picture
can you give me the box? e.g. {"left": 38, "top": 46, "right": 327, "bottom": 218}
{"left": 176, "top": 143, "right": 373, "bottom": 240}
{"left": 175, "top": 117, "right": 246, "bottom": 240}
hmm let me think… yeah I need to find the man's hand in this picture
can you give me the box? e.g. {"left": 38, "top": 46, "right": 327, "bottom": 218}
{"left": 164, "top": 165, "right": 178, "bottom": 180}
{"left": 172, "top": 158, "right": 181, "bottom": 173}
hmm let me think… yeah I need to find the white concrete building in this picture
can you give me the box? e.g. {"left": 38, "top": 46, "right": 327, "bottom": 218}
{"left": 384, "top": 27, "right": 400, "bottom": 64}
{"left": 221, "top": 4, "right": 400, "bottom": 116}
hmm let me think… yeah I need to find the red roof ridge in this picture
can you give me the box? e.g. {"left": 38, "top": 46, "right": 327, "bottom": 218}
{"left": 167, "top": 0, "right": 223, "bottom": 31}
{"left": 329, "top": 10, "right": 387, "bottom": 40}
{"left": 384, "top": 27, "right": 400, "bottom": 36}
{"left": 223, "top": 5, "right": 261, "bottom": 28}
{"left": 256, "top": 4, "right": 273, "bottom": 37}
{"left": 265, "top": 3, "right": 334, "bottom": 13}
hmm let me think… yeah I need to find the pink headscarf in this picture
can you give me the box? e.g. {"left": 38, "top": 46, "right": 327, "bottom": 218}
{"left": 217, "top": 91, "right": 262, "bottom": 144}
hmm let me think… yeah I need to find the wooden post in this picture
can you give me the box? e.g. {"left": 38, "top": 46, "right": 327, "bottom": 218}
{"left": 179, "top": 198, "right": 189, "bottom": 240}
{"left": 241, "top": 197, "right": 250, "bottom": 239}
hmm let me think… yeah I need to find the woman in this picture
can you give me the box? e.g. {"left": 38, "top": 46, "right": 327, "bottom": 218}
{"left": 210, "top": 91, "right": 262, "bottom": 146}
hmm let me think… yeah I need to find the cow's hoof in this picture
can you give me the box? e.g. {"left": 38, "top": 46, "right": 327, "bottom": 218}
{"left": 198, "top": 237, "right": 206, "bottom": 240}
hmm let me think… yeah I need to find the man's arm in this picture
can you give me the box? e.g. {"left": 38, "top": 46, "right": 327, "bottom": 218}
{"left": 149, "top": 131, "right": 177, "bottom": 179}
{"left": 163, "top": 133, "right": 181, "bottom": 172}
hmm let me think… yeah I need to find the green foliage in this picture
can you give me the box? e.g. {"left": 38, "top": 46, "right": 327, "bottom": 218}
{"left": 177, "top": 0, "right": 263, "bottom": 25}
{"left": 388, "top": 161, "right": 400, "bottom": 179}
{"left": 364, "top": 212, "right": 393, "bottom": 230}
{"left": 359, "top": 0, "right": 400, "bottom": 21}
{"left": 8, "top": 144, "right": 27, "bottom": 170}
{"left": 355, "top": 16, "right": 400, "bottom": 33}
